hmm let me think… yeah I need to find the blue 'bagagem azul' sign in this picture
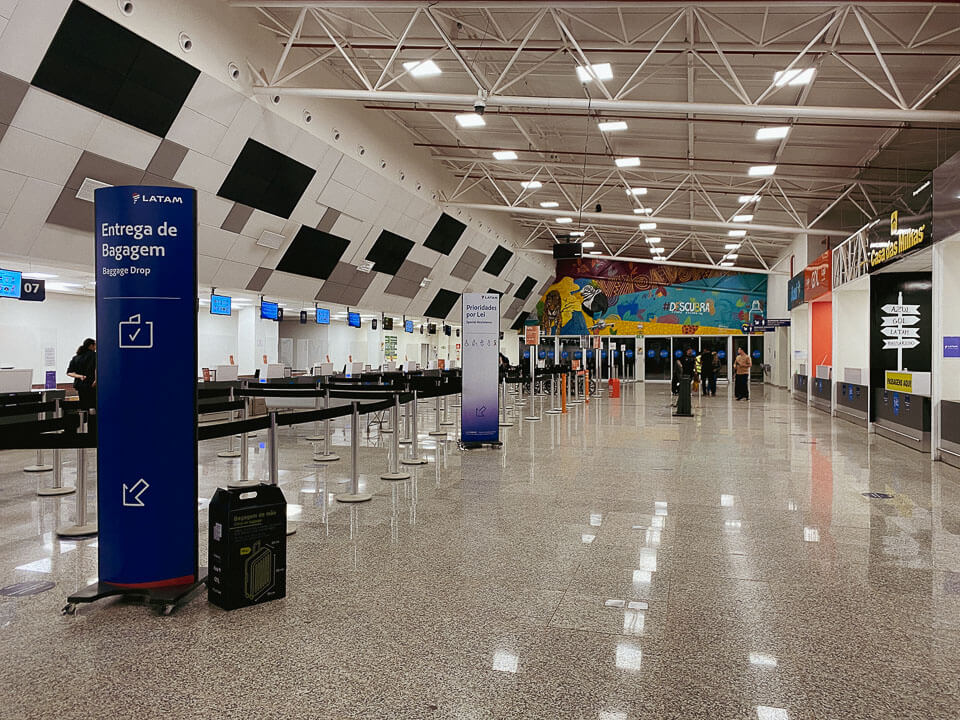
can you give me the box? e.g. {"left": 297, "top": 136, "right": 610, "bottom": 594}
{"left": 95, "top": 185, "right": 197, "bottom": 587}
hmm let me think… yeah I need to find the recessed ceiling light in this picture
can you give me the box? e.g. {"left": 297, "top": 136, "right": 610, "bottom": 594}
{"left": 22, "top": 272, "right": 58, "bottom": 279}
{"left": 615, "top": 156, "right": 641, "bottom": 168}
{"left": 733, "top": 214, "right": 754, "bottom": 222}
{"left": 774, "top": 68, "right": 815, "bottom": 87}
{"left": 720, "top": 261, "right": 735, "bottom": 267}
{"left": 638, "top": 222, "right": 657, "bottom": 230}
{"left": 402, "top": 59, "right": 442, "bottom": 77}
{"left": 582, "top": 241, "right": 595, "bottom": 248}
{"left": 646, "top": 237, "right": 661, "bottom": 243}
{"left": 539, "top": 201, "right": 559, "bottom": 208}
{"left": 626, "top": 187, "right": 647, "bottom": 196}
{"left": 588, "top": 250, "right": 602, "bottom": 255}
{"left": 725, "top": 254, "right": 739, "bottom": 260}
{"left": 521, "top": 180, "right": 543, "bottom": 189}
{"left": 756, "top": 126, "right": 790, "bottom": 141}
{"left": 738, "top": 195, "right": 761, "bottom": 203}
{"left": 598, "top": 120, "right": 627, "bottom": 132}
{"left": 633, "top": 208, "right": 653, "bottom": 215}
{"left": 576, "top": 62, "right": 613, "bottom": 83}
{"left": 728, "top": 230, "right": 747, "bottom": 237}
{"left": 556, "top": 217, "right": 573, "bottom": 224}
{"left": 724, "top": 243, "right": 741, "bottom": 250}
{"left": 748, "top": 165, "right": 777, "bottom": 177}
{"left": 455, "top": 113, "right": 486, "bottom": 128}
{"left": 650, "top": 247, "right": 664, "bottom": 254}
{"left": 492, "top": 150, "right": 518, "bottom": 160}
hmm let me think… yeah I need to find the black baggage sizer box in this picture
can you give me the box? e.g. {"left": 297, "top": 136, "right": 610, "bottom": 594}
{"left": 208, "top": 484, "right": 286, "bottom": 610}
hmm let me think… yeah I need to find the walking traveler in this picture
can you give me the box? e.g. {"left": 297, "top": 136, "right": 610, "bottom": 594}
{"left": 734, "top": 346, "right": 751, "bottom": 401}
{"left": 66, "top": 338, "right": 97, "bottom": 411}
{"left": 700, "top": 348, "right": 717, "bottom": 396}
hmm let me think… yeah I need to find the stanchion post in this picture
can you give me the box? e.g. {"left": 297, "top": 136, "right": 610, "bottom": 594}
{"left": 546, "top": 369, "right": 561, "bottom": 415}
{"left": 440, "top": 389, "right": 454, "bottom": 426}
{"left": 402, "top": 389, "right": 427, "bottom": 465}
{"left": 337, "top": 401, "right": 373, "bottom": 502}
{"left": 268, "top": 411, "right": 279, "bottom": 485}
{"left": 314, "top": 387, "right": 340, "bottom": 462}
{"left": 217, "top": 387, "right": 241, "bottom": 458}
{"left": 382, "top": 393, "right": 411, "bottom": 481}
{"left": 229, "top": 396, "right": 258, "bottom": 487}
{"left": 305, "top": 386, "right": 323, "bottom": 440}
{"left": 562, "top": 372, "right": 568, "bottom": 413}
{"left": 57, "top": 411, "right": 97, "bottom": 537}
{"left": 38, "top": 400, "right": 74, "bottom": 497}
{"left": 499, "top": 376, "right": 514, "bottom": 427}
{"left": 429, "top": 383, "right": 446, "bottom": 437}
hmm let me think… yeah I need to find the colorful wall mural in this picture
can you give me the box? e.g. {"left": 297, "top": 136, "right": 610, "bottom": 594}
{"left": 537, "top": 259, "right": 767, "bottom": 336}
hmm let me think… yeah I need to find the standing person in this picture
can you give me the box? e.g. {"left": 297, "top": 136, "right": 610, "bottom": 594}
{"left": 701, "top": 348, "right": 717, "bottom": 397}
{"left": 66, "top": 338, "right": 97, "bottom": 411}
{"left": 734, "top": 346, "right": 751, "bottom": 401}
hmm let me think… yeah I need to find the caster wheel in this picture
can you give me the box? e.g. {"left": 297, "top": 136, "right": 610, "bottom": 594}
{"left": 62, "top": 603, "right": 76, "bottom": 616}
{"left": 161, "top": 604, "right": 175, "bottom": 616}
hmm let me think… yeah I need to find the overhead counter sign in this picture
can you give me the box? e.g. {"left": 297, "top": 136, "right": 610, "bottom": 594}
{"left": 868, "top": 178, "right": 934, "bottom": 272}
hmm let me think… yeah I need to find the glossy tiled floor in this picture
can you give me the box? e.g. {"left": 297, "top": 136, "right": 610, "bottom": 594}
{"left": 1, "top": 382, "right": 959, "bottom": 719}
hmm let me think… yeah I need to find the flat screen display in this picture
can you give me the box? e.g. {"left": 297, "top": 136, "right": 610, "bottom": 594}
{"left": 209, "top": 293, "right": 231, "bottom": 316}
{"left": 0, "top": 268, "right": 22, "bottom": 299}
{"left": 383, "top": 317, "right": 393, "bottom": 331}
{"left": 404, "top": 320, "right": 414, "bottom": 333}
{"left": 348, "top": 311, "right": 361, "bottom": 328}
{"left": 315, "top": 308, "right": 330, "bottom": 324}
{"left": 427, "top": 323, "right": 437, "bottom": 334}
{"left": 260, "top": 301, "right": 278, "bottom": 320}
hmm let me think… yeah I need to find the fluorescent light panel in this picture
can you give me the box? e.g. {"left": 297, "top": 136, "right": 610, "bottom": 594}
{"left": 576, "top": 62, "right": 613, "bottom": 83}
{"left": 588, "top": 250, "right": 602, "bottom": 255}
{"left": 626, "top": 187, "right": 647, "bottom": 196}
{"left": 492, "top": 150, "right": 517, "bottom": 160}
{"left": 615, "top": 156, "right": 641, "bottom": 168}
{"left": 748, "top": 165, "right": 777, "bottom": 177}
{"left": 738, "top": 195, "right": 761, "bottom": 203}
{"left": 774, "top": 68, "right": 815, "bottom": 86}
{"left": 756, "top": 126, "right": 790, "bottom": 140}
{"left": 556, "top": 217, "right": 573, "bottom": 224}
{"left": 582, "top": 241, "right": 595, "bottom": 247}
{"left": 638, "top": 222, "right": 657, "bottom": 230}
{"left": 402, "top": 59, "right": 442, "bottom": 77}
{"left": 646, "top": 237, "right": 661, "bottom": 243}
{"left": 724, "top": 243, "right": 741, "bottom": 250}
{"left": 570, "top": 231, "right": 585, "bottom": 237}
{"left": 598, "top": 120, "right": 628, "bottom": 132}
{"left": 728, "top": 230, "right": 747, "bottom": 237}
{"left": 455, "top": 113, "right": 485, "bottom": 128}
{"left": 539, "top": 201, "right": 559, "bottom": 208}
{"left": 733, "top": 214, "right": 754, "bottom": 222}
{"left": 633, "top": 208, "right": 652, "bottom": 215}
{"left": 521, "top": 180, "right": 542, "bottom": 189}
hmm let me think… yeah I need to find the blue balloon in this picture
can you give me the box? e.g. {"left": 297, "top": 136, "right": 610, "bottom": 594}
{"left": 674, "top": 350, "right": 683, "bottom": 358}
{"left": 587, "top": 350, "right": 594, "bottom": 359}
{"left": 717, "top": 351, "right": 727, "bottom": 359}
{"left": 647, "top": 349, "right": 655, "bottom": 358}
{"left": 548, "top": 351, "right": 555, "bottom": 358}
{"left": 561, "top": 351, "right": 569, "bottom": 359}
{"left": 601, "top": 351, "right": 607, "bottom": 359}
{"left": 660, "top": 350, "right": 669, "bottom": 358}
{"left": 626, "top": 351, "right": 634, "bottom": 358}
{"left": 538, "top": 350, "right": 546, "bottom": 359}
{"left": 752, "top": 350, "right": 761, "bottom": 359}
{"left": 574, "top": 351, "right": 583, "bottom": 359}
{"left": 614, "top": 351, "right": 620, "bottom": 358}
{"left": 523, "top": 351, "right": 530, "bottom": 358}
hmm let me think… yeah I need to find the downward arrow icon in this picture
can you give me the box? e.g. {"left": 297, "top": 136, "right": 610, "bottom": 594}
{"left": 475, "top": 406, "right": 486, "bottom": 417}
{"left": 123, "top": 478, "right": 149, "bottom": 507}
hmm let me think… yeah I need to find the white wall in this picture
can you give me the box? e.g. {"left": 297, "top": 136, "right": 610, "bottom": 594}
{"left": 832, "top": 276, "right": 870, "bottom": 385}
{"left": 790, "top": 305, "right": 809, "bottom": 379}
{"left": 0, "top": 292, "right": 95, "bottom": 384}
{"left": 198, "top": 308, "right": 238, "bottom": 372}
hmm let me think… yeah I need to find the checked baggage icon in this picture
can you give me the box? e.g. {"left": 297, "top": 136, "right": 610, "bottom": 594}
{"left": 119, "top": 314, "right": 153, "bottom": 349}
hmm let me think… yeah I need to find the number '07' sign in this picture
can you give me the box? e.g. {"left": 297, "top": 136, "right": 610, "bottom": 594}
{"left": 20, "top": 279, "right": 45, "bottom": 302}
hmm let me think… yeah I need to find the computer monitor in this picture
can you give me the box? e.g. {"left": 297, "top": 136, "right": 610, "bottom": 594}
{"left": 0, "top": 268, "right": 22, "bottom": 299}
{"left": 315, "top": 308, "right": 330, "bottom": 324}
{"left": 383, "top": 317, "right": 394, "bottom": 331}
{"left": 347, "top": 311, "right": 361, "bottom": 328}
{"left": 404, "top": 320, "right": 414, "bottom": 333}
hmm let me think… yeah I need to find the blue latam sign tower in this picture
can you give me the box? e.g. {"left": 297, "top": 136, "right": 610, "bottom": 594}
{"left": 94, "top": 185, "right": 198, "bottom": 588}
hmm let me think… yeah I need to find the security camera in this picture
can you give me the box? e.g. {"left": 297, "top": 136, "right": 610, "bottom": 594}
{"left": 474, "top": 98, "right": 486, "bottom": 115}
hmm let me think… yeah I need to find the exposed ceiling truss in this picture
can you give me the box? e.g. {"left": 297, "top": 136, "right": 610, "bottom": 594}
{"left": 229, "top": 0, "right": 960, "bottom": 271}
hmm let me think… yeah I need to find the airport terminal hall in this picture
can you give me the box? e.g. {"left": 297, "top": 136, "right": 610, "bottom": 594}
{"left": 4, "top": 0, "right": 960, "bottom": 717}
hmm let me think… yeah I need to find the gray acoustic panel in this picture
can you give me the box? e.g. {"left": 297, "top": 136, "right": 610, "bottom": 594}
{"left": 221, "top": 203, "right": 254, "bottom": 233}
{"left": 384, "top": 276, "right": 420, "bottom": 299}
{"left": 538, "top": 277, "right": 555, "bottom": 296}
{"left": 141, "top": 173, "right": 188, "bottom": 188}
{"left": 315, "top": 281, "right": 345, "bottom": 302}
{"left": 507, "top": 298, "right": 524, "bottom": 318}
{"left": 245, "top": 266, "right": 273, "bottom": 292}
{"left": 450, "top": 246, "right": 485, "bottom": 281}
{"left": 340, "top": 282, "right": 369, "bottom": 306}
{"left": 314, "top": 262, "right": 374, "bottom": 303}
{"left": 145, "top": 139, "right": 189, "bottom": 180}
{"left": 0, "top": 71, "right": 29, "bottom": 125}
{"left": 46, "top": 187, "right": 94, "bottom": 232}
{"left": 395, "top": 259, "right": 431, "bottom": 284}
{"left": 48, "top": 151, "right": 144, "bottom": 230}
{"left": 0, "top": 124, "right": 7, "bottom": 145}
{"left": 316, "top": 207, "right": 340, "bottom": 232}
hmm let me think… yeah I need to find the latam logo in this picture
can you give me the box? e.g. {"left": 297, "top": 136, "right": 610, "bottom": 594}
{"left": 132, "top": 193, "right": 183, "bottom": 205}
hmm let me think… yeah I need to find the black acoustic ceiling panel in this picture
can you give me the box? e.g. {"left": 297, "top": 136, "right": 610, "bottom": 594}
{"left": 514, "top": 276, "right": 537, "bottom": 300}
{"left": 510, "top": 311, "right": 530, "bottom": 331}
{"left": 483, "top": 245, "right": 514, "bottom": 277}
{"left": 423, "top": 213, "right": 467, "bottom": 255}
{"left": 276, "top": 226, "right": 350, "bottom": 280}
{"left": 487, "top": 288, "right": 503, "bottom": 296}
{"left": 218, "top": 139, "right": 315, "bottom": 219}
{"left": 366, "top": 230, "right": 414, "bottom": 275}
{"left": 424, "top": 289, "right": 460, "bottom": 319}
{"left": 32, "top": 1, "right": 199, "bottom": 137}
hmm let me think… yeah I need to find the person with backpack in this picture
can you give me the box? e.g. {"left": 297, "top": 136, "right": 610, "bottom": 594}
{"left": 66, "top": 338, "right": 97, "bottom": 411}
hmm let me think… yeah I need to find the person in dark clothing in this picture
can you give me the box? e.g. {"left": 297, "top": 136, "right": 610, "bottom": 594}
{"left": 499, "top": 352, "right": 510, "bottom": 368}
{"left": 734, "top": 346, "right": 751, "bottom": 400}
{"left": 679, "top": 347, "right": 696, "bottom": 378}
{"left": 67, "top": 338, "right": 97, "bottom": 411}
{"left": 700, "top": 348, "right": 717, "bottom": 396}
{"left": 672, "top": 357, "right": 683, "bottom": 395}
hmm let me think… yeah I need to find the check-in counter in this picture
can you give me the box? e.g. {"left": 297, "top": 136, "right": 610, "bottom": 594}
{"left": 835, "top": 382, "right": 868, "bottom": 426}
{"left": 873, "top": 387, "right": 930, "bottom": 452}
{"left": 793, "top": 373, "right": 807, "bottom": 402}
{"left": 810, "top": 376, "right": 831, "bottom": 413}
{"left": 940, "top": 400, "right": 960, "bottom": 469}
